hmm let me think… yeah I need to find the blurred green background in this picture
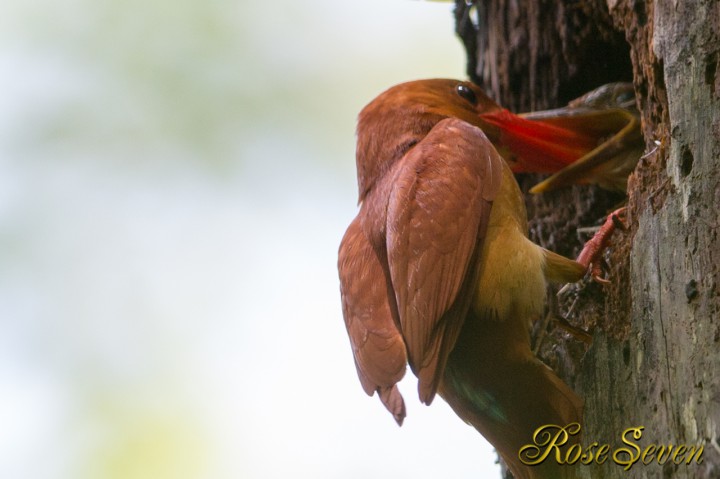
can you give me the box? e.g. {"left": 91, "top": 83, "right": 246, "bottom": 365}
{"left": 0, "top": 0, "right": 500, "bottom": 477}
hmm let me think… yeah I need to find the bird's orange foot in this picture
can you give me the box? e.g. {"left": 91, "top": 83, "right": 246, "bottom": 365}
{"left": 576, "top": 207, "right": 627, "bottom": 283}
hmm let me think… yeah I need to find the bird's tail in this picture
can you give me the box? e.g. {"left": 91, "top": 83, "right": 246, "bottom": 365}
{"left": 439, "top": 310, "right": 583, "bottom": 479}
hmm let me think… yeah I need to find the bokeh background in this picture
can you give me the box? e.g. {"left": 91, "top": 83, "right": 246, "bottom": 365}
{"left": 0, "top": 0, "right": 501, "bottom": 477}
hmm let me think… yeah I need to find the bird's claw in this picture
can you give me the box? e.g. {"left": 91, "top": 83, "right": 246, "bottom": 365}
{"left": 577, "top": 207, "right": 627, "bottom": 283}
{"left": 592, "top": 273, "right": 611, "bottom": 285}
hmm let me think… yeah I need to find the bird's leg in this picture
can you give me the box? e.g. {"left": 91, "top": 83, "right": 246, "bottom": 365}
{"left": 576, "top": 207, "right": 627, "bottom": 283}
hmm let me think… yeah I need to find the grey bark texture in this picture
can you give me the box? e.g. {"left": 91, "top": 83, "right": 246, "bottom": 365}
{"left": 454, "top": 1, "right": 720, "bottom": 478}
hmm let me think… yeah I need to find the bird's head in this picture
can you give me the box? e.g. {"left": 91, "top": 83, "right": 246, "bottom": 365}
{"left": 355, "top": 79, "right": 503, "bottom": 202}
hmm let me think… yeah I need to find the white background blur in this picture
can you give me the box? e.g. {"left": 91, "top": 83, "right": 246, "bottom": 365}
{"left": 0, "top": 1, "right": 501, "bottom": 477}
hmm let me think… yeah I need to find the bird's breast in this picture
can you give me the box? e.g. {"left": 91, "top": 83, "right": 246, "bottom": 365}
{"left": 471, "top": 165, "right": 547, "bottom": 325}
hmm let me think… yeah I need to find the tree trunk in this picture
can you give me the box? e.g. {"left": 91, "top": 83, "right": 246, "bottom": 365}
{"left": 455, "top": 1, "right": 720, "bottom": 478}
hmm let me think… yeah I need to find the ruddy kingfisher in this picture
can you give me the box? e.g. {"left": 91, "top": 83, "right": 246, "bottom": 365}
{"left": 338, "top": 79, "right": 630, "bottom": 479}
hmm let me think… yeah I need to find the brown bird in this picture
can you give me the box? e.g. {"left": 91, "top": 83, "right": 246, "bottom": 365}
{"left": 338, "top": 79, "right": 624, "bottom": 479}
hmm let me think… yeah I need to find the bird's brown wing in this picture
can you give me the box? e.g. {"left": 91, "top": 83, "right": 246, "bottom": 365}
{"left": 338, "top": 216, "right": 407, "bottom": 424}
{"left": 386, "top": 117, "right": 503, "bottom": 404}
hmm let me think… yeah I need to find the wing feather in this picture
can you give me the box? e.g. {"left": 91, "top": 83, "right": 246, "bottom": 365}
{"left": 385, "top": 118, "right": 503, "bottom": 404}
{"left": 338, "top": 216, "right": 407, "bottom": 424}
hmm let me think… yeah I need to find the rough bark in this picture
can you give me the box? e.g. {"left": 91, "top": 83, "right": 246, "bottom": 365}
{"left": 455, "top": 0, "right": 633, "bottom": 111}
{"left": 455, "top": 1, "right": 720, "bottom": 478}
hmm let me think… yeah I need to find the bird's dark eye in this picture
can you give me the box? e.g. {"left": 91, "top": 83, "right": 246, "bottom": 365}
{"left": 616, "top": 90, "right": 635, "bottom": 108}
{"left": 617, "top": 91, "right": 633, "bottom": 103}
{"left": 456, "top": 84, "right": 477, "bottom": 105}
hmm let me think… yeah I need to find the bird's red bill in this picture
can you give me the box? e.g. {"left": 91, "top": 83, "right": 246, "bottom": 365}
{"left": 479, "top": 109, "right": 599, "bottom": 173}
